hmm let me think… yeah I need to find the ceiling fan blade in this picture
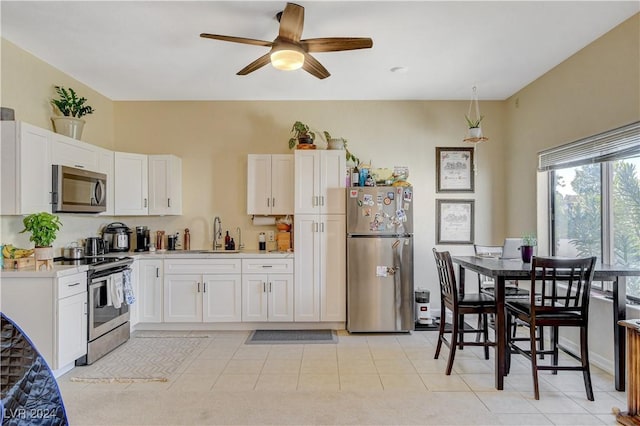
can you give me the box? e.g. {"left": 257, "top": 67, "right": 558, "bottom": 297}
{"left": 301, "top": 37, "right": 373, "bottom": 53}
{"left": 237, "top": 53, "right": 272, "bottom": 75}
{"left": 278, "top": 3, "right": 304, "bottom": 41}
{"left": 302, "top": 53, "right": 330, "bottom": 79}
{"left": 200, "top": 33, "right": 272, "bottom": 47}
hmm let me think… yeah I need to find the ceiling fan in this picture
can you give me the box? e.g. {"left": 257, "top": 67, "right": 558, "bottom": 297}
{"left": 200, "top": 2, "right": 373, "bottom": 79}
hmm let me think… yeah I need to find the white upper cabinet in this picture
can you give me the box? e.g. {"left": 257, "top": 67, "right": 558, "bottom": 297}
{"left": 148, "top": 154, "right": 182, "bottom": 215}
{"left": 294, "top": 150, "right": 346, "bottom": 215}
{"left": 51, "top": 132, "right": 99, "bottom": 171}
{"left": 114, "top": 151, "right": 148, "bottom": 215}
{"left": 1, "top": 121, "right": 52, "bottom": 215}
{"left": 247, "top": 154, "right": 294, "bottom": 215}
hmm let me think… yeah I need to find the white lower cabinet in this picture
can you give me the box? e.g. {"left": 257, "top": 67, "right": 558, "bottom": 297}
{"left": 163, "top": 259, "right": 241, "bottom": 323}
{"left": 0, "top": 272, "right": 88, "bottom": 372}
{"left": 242, "top": 259, "right": 294, "bottom": 322}
{"left": 137, "top": 259, "right": 163, "bottom": 323}
{"left": 294, "top": 214, "right": 346, "bottom": 322}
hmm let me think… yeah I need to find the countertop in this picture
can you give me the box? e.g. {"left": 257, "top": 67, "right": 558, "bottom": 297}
{"left": 0, "top": 249, "right": 293, "bottom": 277}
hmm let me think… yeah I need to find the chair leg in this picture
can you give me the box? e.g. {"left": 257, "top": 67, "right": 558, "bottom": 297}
{"left": 529, "top": 322, "right": 541, "bottom": 400}
{"left": 446, "top": 313, "right": 459, "bottom": 375}
{"left": 458, "top": 314, "right": 465, "bottom": 349}
{"left": 434, "top": 310, "right": 446, "bottom": 360}
{"left": 580, "top": 326, "right": 594, "bottom": 401}
{"left": 476, "top": 313, "right": 483, "bottom": 343}
{"left": 482, "top": 313, "right": 490, "bottom": 360}
{"left": 538, "top": 326, "right": 545, "bottom": 360}
{"left": 551, "top": 326, "right": 559, "bottom": 375}
{"left": 506, "top": 313, "right": 512, "bottom": 375}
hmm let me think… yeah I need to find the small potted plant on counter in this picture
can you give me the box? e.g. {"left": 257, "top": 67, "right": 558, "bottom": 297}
{"left": 50, "top": 85, "right": 95, "bottom": 140}
{"left": 20, "top": 212, "right": 62, "bottom": 263}
{"left": 520, "top": 232, "right": 537, "bottom": 263}
{"left": 288, "top": 121, "right": 316, "bottom": 149}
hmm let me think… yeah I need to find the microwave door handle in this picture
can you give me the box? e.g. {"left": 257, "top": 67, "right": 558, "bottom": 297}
{"left": 94, "top": 179, "right": 106, "bottom": 206}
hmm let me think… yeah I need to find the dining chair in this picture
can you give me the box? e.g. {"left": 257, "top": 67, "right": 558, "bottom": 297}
{"left": 433, "top": 248, "right": 497, "bottom": 375}
{"left": 506, "top": 255, "right": 597, "bottom": 400}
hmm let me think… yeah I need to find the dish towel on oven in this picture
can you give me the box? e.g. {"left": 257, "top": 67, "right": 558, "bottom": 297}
{"left": 123, "top": 268, "right": 136, "bottom": 305}
{"left": 108, "top": 274, "right": 124, "bottom": 309}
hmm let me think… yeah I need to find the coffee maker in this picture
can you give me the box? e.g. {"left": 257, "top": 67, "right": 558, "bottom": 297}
{"left": 135, "top": 226, "right": 150, "bottom": 252}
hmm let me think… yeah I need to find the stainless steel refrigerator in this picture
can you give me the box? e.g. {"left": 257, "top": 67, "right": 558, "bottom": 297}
{"left": 346, "top": 186, "right": 414, "bottom": 332}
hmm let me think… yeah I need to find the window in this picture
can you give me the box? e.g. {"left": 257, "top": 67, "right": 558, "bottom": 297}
{"left": 540, "top": 122, "right": 640, "bottom": 301}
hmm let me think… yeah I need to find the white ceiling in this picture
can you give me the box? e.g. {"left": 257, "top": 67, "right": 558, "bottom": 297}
{"left": 1, "top": 1, "right": 638, "bottom": 101}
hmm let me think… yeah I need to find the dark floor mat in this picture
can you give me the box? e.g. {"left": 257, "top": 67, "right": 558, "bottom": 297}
{"left": 246, "top": 329, "right": 337, "bottom": 344}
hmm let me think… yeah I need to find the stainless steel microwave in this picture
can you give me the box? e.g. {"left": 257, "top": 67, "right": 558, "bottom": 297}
{"left": 52, "top": 165, "right": 107, "bottom": 213}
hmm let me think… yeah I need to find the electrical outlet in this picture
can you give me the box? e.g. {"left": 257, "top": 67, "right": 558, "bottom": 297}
{"left": 266, "top": 230, "right": 275, "bottom": 242}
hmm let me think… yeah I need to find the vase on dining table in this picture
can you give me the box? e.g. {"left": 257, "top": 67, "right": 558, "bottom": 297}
{"left": 520, "top": 245, "right": 535, "bottom": 263}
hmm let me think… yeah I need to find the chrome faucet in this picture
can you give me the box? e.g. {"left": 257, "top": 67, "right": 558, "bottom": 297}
{"left": 213, "top": 217, "right": 222, "bottom": 251}
{"left": 236, "top": 226, "right": 244, "bottom": 250}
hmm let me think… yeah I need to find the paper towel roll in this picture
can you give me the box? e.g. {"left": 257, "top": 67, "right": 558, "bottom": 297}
{"left": 252, "top": 216, "right": 276, "bottom": 226}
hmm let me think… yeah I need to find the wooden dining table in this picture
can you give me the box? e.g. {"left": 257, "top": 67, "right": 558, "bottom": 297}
{"left": 451, "top": 255, "right": 640, "bottom": 391}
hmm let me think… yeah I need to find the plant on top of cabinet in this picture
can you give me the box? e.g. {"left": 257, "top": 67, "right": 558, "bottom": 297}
{"left": 288, "top": 121, "right": 316, "bottom": 149}
{"left": 20, "top": 212, "right": 62, "bottom": 261}
{"left": 50, "top": 85, "right": 95, "bottom": 140}
{"left": 322, "top": 130, "right": 359, "bottom": 165}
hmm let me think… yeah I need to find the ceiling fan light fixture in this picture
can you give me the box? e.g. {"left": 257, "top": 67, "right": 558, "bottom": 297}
{"left": 270, "top": 49, "right": 304, "bottom": 71}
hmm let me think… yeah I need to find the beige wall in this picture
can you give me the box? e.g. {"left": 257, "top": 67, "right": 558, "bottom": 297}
{"left": 0, "top": 39, "right": 115, "bottom": 149}
{"left": 504, "top": 13, "right": 640, "bottom": 236}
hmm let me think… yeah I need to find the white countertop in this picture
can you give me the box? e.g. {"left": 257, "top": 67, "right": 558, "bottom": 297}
{"left": 0, "top": 264, "right": 89, "bottom": 278}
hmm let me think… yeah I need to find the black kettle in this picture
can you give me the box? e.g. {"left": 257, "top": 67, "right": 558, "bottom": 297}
{"left": 85, "top": 237, "right": 105, "bottom": 257}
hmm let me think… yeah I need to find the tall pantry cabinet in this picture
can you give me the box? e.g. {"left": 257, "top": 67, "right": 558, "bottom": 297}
{"left": 294, "top": 150, "right": 346, "bottom": 322}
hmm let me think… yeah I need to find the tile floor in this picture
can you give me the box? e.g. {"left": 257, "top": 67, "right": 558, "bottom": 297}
{"left": 58, "top": 329, "right": 626, "bottom": 425}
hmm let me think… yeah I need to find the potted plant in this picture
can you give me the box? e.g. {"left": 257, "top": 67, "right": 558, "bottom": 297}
{"left": 520, "top": 232, "right": 537, "bottom": 263}
{"left": 465, "top": 115, "right": 484, "bottom": 139}
{"left": 288, "top": 121, "right": 315, "bottom": 149}
{"left": 20, "top": 212, "right": 62, "bottom": 261}
{"left": 322, "top": 131, "right": 359, "bottom": 164}
{"left": 50, "top": 85, "right": 95, "bottom": 140}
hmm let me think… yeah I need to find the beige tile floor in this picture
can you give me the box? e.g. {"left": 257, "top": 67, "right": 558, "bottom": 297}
{"left": 58, "top": 329, "right": 626, "bottom": 425}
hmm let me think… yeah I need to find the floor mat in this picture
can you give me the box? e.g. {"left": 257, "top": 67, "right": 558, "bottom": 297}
{"left": 69, "top": 336, "right": 205, "bottom": 383}
{"left": 246, "top": 329, "right": 337, "bottom": 345}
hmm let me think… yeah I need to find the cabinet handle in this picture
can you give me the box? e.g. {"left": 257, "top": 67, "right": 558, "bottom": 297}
{"left": 262, "top": 265, "right": 273, "bottom": 268}
{"left": 269, "top": 282, "right": 272, "bottom": 293}
{"left": 203, "top": 282, "right": 207, "bottom": 293}
{"left": 321, "top": 222, "right": 325, "bottom": 233}
{"left": 84, "top": 302, "right": 87, "bottom": 315}
{"left": 168, "top": 198, "right": 171, "bottom": 208}
{"left": 267, "top": 198, "right": 270, "bottom": 207}
{"left": 74, "top": 164, "right": 84, "bottom": 169}
{"left": 67, "top": 282, "right": 81, "bottom": 287}
{"left": 272, "top": 197, "right": 275, "bottom": 207}
{"left": 320, "top": 196, "right": 325, "bottom": 206}
{"left": 263, "top": 282, "right": 266, "bottom": 293}
{"left": 197, "top": 282, "right": 201, "bottom": 292}
{"left": 144, "top": 198, "right": 148, "bottom": 208}
{"left": 156, "top": 267, "right": 159, "bottom": 278}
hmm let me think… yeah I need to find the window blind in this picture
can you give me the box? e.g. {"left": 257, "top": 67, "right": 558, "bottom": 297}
{"left": 538, "top": 121, "right": 640, "bottom": 171}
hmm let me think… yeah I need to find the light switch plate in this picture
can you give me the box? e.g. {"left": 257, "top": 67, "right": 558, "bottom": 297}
{"left": 266, "top": 231, "right": 275, "bottom": 242}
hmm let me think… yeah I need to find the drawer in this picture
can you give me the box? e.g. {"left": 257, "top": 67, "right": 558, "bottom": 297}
{"left": 242, "top": 259, "right": 294, "bottom": 274}
{"left": 57, "top": 273, "right": 88, "bottom": 299}
{"left": 164, "top": 259, "right": 241, "bottom": 275}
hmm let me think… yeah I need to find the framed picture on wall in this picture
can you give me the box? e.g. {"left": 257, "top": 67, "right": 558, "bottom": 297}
{"left": 436, "top": 199, "right": 475, "bottom": 244}
{"left": 436, "top": 147, "right": 474, "bottom": 192}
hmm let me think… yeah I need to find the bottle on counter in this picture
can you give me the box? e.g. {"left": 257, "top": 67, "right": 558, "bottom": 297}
{"left": 351, "top": 165, "right": 359, "bottom": 187}
{"left": 229, "top": 238, "right": 235, "bottom": 251}
{"left": 184, "top": 228, "right": 190, "bottom": 251}
{"left": 259, "top": 232, "right": 266, "bottom": 251}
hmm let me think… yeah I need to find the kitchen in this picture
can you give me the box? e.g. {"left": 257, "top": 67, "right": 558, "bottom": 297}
{"left": 0, "top": 2, "right": 639, "bottom": 424}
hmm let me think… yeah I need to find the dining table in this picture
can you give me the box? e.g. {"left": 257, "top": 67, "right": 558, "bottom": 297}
{"left": 451, "top": 255, "right": 640, "bottom": 391}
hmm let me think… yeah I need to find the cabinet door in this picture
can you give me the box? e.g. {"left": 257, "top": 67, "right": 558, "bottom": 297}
{"left": 96, "top": 148, "right": 115, "bottom": 216}
{"left": 202, "top": 274, "right": 242, "bottom": 322}
{"left": 270, "top": 154, "right": 294, "bottom": 215}
{"left": 163, "top": 274, "right": 201, "bottom": 322}
{"left": 149, "top": 154, "right": 182, "bottom": 215}
{"left": 51, "top": 133, "right": 98, "bottom": 170}
{"left": 247, "top": 154, "right": 272, "bottom": 215}
{"left": 294, "top": 151, "right": 319, "bottom": 214}
{"left": 242, "top": 274, "right": 268, "bottom": 321}
{"left": 21, "top": 123, "right": 53, "bottom": 214}
{"left": 294, "top": 215, "right": 320, "bottom": 321}
{"left": 320, "top": 215, "right": 346, "bottom": 321}
{"left": 138, "top": 259, "right": 163, "bottom": 323}
{"left": 268, "top": 274, "right": 294, "bottom": 322}
{"left": 319, "top": 151, "right": 346, "bottom": 214}
{"left": 114, "top": 151, "right": 148, "bottom": 215}
{"left": 57, "top": 291, "right": 87, "bottom": 368}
